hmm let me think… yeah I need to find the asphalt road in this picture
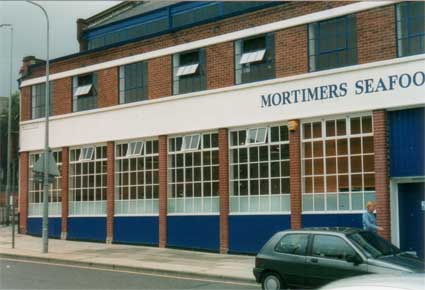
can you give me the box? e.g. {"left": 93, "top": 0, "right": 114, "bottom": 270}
{"left": 0, "top": 258, "right": 259, "bottom": 290}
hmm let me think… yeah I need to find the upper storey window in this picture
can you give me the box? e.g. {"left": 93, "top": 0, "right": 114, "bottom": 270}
{"left": 396, "top": 1, "right": 425, "bottom": 57}
{"left": 31, "top": 82, "right": 53, "bottom": 119}
{"left": 308, "top": 15, "right": 357, "bottom": 72}
{"left": 119, "top": 61, "right": 148, "bottom": 104}
{"left": 235, "top": 34, "right": 275, "bottom": 85}
{"left": 72, "top": 73, "right": 97, "bottom": 112}
{"left": 173, "top": 49, "right": 206, "bottom": 95}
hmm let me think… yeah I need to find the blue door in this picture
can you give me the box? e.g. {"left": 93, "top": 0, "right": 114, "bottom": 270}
{"left": 398, "top": 182, "right": 425, "bottom": 258}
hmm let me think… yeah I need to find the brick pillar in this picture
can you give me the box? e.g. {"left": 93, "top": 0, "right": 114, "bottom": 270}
{"left": 219, "top": 128, "right": 229, "bottom": 254}
{"left": 373, "top": 110, "right": 391, "bottom": 241}
{"left": 158, "top": 135, "right": 168, "bottom": 248}
{"left": 106, "top": 141, "right": 115, "bottom": 243}
{"left": 19, "top": 152, "right": 29, "bottom": 234}
{"left": 61, "top": 147, "right": 69, "bottom": 240}
{"left": 289, "top": 120, "right": 302, "bottom": 229}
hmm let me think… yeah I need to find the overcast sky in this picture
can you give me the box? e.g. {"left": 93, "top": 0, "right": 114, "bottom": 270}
{"left": 0, "top": 1, "right": 120, "bottom": 97}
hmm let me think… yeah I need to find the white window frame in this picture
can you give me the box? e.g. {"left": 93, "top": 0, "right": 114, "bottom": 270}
{"left": 73, "top": 84, "right": 92, "bottom": 97}
{"left": 301, "top": 113, "right": 375, "bottom": 214}
{"left": 28, "top": 150, "right": 62, "bottom": 217}
{"left": 69, "top": 145, "right": 107, "bottom": 217}
{"left": 246, "top": 127, "right": 268, "bottom": 145}
{"left": 176, "top": 63, "right": 199, "bottom": 77}
{"left": 181, "top": 134, "right": 201, "bottom": 151}
{"left": 239, "top": 49, "right": 266, "bottom": 64}
{"left": 79, "top": 147, "right": 94, "bottom": 161}
{"left": 115, "top": 138, "right": 159, "bottom": 216}
{"left": 126, "top": 141, "right": 144, "bottom": 157}
{"left": 229, "top": 124, "right": 290, "bottom": 215}
{"left": 168, "top": 132, "right": 219, "bottom": 215}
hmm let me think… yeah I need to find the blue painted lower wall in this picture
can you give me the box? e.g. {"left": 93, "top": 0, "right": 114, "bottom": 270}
{"left": 302, "top": 214, "right": 362, "bottom": 229}
{"left": 27, "top": 217, "right": 61, "bottom": 238}
{"left": 114, "top": 216, "right": 159, "bottom": 245}
{"left": 229, "top": 215, "right": 291, "bottom": 254}
{"left": 68, "top": 217, "right": 106, "bottom": 242}
{"left": 167, "top": 215, "right": 219, "bottom": 251}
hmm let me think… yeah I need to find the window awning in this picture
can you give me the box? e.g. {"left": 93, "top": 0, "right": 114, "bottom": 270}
{"left": 239, "top": 49, "right": 266, "bottom": 64}
{"left": 176, "top": 63, "right": 199, "bottom": 77}
{"left": 74, "top": 84, "right": 93, "bottom": 97}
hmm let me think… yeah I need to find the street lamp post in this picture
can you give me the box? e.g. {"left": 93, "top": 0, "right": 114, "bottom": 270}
{"left": 27, "top": 1, "right": 50, "bottom": 253}
{"left": 0, "top": 23, "right": 14, "bottom": 247}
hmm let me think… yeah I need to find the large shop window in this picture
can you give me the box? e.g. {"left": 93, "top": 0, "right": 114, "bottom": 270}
{"left": 173, "top": 49, "right": 206, "bottom": 95}
{"left": 28, "top": 151, "right": 62, "bottom": 216}
{"left": 119, "top": 61, "right": 148, "bottom": 104}
{"left": 115, "top": 139, "right": 159, "bottom": 215}
{"left": 31, "top": 82, "right": 53, "bottom": 119}
{"left": 229, "top": 125, "right": 290, "bottom": 213}
{"left": 301, "top": 115, "right": 375, "bottom": 212}
{"left": 72, "top": 73, "right": 98, "bottom": 112}
{"left": 168, "top": 132, "right": 219, "bottom": 214}
{"left": 396, "top": 2, "right": 425, "bottom": 57}
{"left": 234, "top": 33, "right": 275, "bottom": 85}
{"left": 308, "top": 15, "right": 357, "bottom": 72}
{"left": 69, "top": 145, "right": 107, "bottom": 216}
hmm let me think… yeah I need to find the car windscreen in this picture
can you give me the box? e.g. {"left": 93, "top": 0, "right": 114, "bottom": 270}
{"left": 348, "top": 231, "right": 401, "bottom": 258}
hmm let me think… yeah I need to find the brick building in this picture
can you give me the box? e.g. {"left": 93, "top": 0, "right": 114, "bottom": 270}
{"left": 18, "top": 1, "right": 425, "bottom": 256}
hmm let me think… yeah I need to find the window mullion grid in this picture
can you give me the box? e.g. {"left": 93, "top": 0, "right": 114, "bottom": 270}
{"left": 143, "top": 153, "right": 147, "bottom": 214}
{"left": 200, "top": 144, "right": 204, "bottom": 214}
{"left": 247, "top": 141, "right": 251, "bottom": 212}
{"left": 347, "top": 117, "right": 352, "bottom": 212}
{"left": 360, "top": 118, "right": 365, "bottom": 210}
{"left": 322, "top": 121, "right": 327, "bottom": 212}
{"left": 310, "top": 125, "right": 315, "bottom": 211}
{"left": 268, "top": 129, "right": 272, "bottom": 212}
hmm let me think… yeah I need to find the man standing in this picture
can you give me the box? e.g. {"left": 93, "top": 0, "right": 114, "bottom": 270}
{"left": 363, "top": 201, "right": 383, "bottom": 233}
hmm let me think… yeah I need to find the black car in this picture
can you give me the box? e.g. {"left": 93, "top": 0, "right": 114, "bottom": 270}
{"left": 253, "top": 227, "right": 425, "bottom": 290}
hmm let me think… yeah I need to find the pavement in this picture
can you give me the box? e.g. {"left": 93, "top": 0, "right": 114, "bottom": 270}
{"left": 0, "top": 226, "right": 256, "bottom": 284}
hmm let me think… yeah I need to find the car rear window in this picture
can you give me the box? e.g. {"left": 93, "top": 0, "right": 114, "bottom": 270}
{"left": 275, "top": 234, "right": 309, "bottom": 255}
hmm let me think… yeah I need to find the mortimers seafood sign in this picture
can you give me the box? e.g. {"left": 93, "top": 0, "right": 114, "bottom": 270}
{"left": 260, "top": 70, "right": 425, "bottom": 108}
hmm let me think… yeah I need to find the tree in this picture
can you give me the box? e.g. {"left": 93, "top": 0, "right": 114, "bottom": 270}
{"left": 0, "top": 92, "right": 20, "bottom": 192}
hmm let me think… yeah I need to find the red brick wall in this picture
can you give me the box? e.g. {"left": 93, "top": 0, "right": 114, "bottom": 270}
{"left": 148, "top": 56, "right": 172, "bottom": 99}
{"left": 373, "top": 110, "right": 391, "bottom": 241}
{"left": 98, "top": 68, "right": 119, "bottom": 108}
{"left": 23, "top": 2, "right": 350, "bottom": 80}
{"left": 357, "top": 5, "right": 397, "bottom": 64}
{"left": 158, "top": 135, "right": 168, "bottom": 247}
{"left": 61, "top": 147, "right": 69, "bottom": 239}
{"left": 20, "top": 3, "right": 398, "bottom": 119}
{"left": 289, "top": 121, "right": 302, "bottom": 229}
{"left": 21, "top": 86, "right": 31, "bottom": 122}
{"left": 19, "top": 152, "right": 29, "bottom": 234}
{"left": 218, "top": 128, "right": 229, "bottom": 254}
{"left": 276, "top": 26, "right": 308, "bottom": 78}
{"left": 106, "top": 141, "right": 115, "bottom": 242}
{"left": 207, "top": 42, "right": 234, "bottom": 89}
{"left": 53, "top": 78, "right": 72, "bottom": 115}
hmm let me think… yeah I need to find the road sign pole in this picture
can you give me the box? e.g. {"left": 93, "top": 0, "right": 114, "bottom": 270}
{"left": 27, "top": 1, "right": 50, "bottom": 254}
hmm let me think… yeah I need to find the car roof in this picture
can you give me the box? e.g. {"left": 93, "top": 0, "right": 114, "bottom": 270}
{"left": 280, "top": 227, "right": 361, "bottom": 236}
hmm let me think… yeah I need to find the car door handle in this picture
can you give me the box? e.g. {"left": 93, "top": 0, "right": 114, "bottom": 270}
{"left": 310, "top": 258, "right": 318, "bottom": 263}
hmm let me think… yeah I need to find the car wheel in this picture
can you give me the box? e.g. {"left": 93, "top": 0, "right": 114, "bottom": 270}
{"left": 262, "top": 272, "right": 284, "bottom": 290}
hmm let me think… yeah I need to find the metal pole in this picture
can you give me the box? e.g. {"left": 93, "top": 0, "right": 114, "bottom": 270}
{"left": 0, "top": 24, "right": 13, "bottom": 227}
{"left": 27, "top": 1, "right": 50, "bottom": 253}
{"left": 12, "top": 159, "right": 15, "bottom": 248}
{"left": 8, "top": 26, "right": 15, "bottom": 248}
